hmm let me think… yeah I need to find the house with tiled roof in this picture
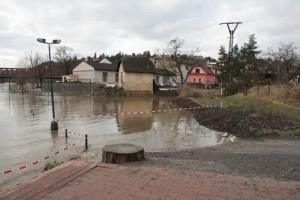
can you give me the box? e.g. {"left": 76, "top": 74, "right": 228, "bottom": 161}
{"left": 73, "top": 60, "right": 118, "bottom": 84}
{"left": 118, "top": 56, "right": 154, "bottom": 95}
{"left": 188, "top": 63, "right": 220, "bottom": 88}
{"left": 154, "top": 68, "right": 176, "bottom": 85}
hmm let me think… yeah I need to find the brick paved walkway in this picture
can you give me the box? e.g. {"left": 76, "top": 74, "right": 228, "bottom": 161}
{"left": 1, "top": 160, "right": 300, "bottom": 200}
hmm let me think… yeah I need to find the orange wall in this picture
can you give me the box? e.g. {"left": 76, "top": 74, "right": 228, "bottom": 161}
{"left": 188, "top": 66, "right": 219, "bottom": 85}
{"left": 188, "top": 74, "right": 217, "bottom": 85}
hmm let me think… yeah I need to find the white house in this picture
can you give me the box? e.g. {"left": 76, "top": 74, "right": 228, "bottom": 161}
{"left": 99, "top": 58, "right": 112, "bottom": 64}
{"left": 73, "top": 61, "right": 118, "bottom": 84}
{"left": 154, "top": 68, "right": 176, "bottom": 85}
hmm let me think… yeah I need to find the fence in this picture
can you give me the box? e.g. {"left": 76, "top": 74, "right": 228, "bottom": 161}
{"left": 42, "top": 82, "right": 95, "bottom": 95}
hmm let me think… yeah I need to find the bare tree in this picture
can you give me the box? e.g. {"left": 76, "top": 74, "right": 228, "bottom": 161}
{"left": 54, "top": 45, "right": 78, "bottom": 75}
{"left": 27, "top": 52, "right": 47, "bottom": 88}
{"left": 155, "top": 38, "right": 202, "bottom": 85}
{"left": 266, "top": 43, "right": 299, "bottom": 83}
{"left": 16, "top": 58, "right": 30, "bottom": 94}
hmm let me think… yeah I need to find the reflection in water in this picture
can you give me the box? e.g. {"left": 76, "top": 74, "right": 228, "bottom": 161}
{"left": 117, "top": 97, "right": 153, "bottom": 134}
{"left": 0, "top": 83, "right": 224, "bottom": 191}
{"left": 51, "top": 130, "right": 59, "bottom": 146}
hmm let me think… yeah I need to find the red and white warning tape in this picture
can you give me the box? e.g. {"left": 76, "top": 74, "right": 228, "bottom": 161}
{"left": 2, "top": 105, "right": 218, "bottom": 175}
{"left": 2, "top": 121, "right": 84, "bottom": 175}
{"left": 2, "top": 139, "right": 84, "bottom": 175}
{"left": 56, "top": 119, "right": 85, "bottom": 139}
{"left": 61, "top": 105, "right": 218, "bottom": 120}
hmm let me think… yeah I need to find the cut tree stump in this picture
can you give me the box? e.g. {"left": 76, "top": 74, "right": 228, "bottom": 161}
{"left": 102, "top": 143, "right": 144, "bottom": 164}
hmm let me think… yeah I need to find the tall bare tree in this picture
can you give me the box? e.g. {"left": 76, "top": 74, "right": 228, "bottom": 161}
{"left": 16, "top": 58, "right": 29, "bottom": 94}
{"left": 266, "top": 43, "right": 299, "bottom": 83}
{"left": 54, "top": 45, "right": 78, "bottom": 75}
{"left": 27, "top": 52, "right": 46, "bottom": 88}
{"left": 155, "top": 38, "right": 202, "bottom": 85}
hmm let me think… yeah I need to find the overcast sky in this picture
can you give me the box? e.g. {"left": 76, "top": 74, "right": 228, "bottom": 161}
{"left": 1, "top": 0, "right": 300, "bottom": 67}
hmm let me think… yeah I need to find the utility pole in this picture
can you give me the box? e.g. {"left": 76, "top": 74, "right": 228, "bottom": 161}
{"left": 220, "top": 22, "right": 242, "bottom": 95}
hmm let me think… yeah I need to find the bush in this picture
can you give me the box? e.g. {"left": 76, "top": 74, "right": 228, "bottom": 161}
{"left": 179, "top": 84, "right": 207, "bottom": 97}
{"left": 42, "top": 161, "right": 63, "bottom": 172}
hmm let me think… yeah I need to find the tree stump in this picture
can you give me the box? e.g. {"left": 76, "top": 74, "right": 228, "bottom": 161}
{"left": 102, "top": 143, "right": 144, "bottom": 164}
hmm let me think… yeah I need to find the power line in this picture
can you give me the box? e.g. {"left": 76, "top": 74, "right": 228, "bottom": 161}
{"left": 220, "top": 22, "right": 242, "bottom": 56}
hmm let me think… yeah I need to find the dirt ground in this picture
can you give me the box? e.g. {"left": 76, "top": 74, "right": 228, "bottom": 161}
{"left": 119, "top": 97, "right": 300, "bottom": 182}
{"left": 123, "top": 138, "right": 300, "bottom": 182}
{"left": 172, "top": 97, "right": 300, "bottom": 138}
{"left": 74, "top": 97, "right": 300, "bottom": 182}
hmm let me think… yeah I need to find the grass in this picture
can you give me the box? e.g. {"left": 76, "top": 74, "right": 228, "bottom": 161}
{"left": 194, "top": 94, "right": 300, "bottom": 122}
{"left": 277, "top": 128, "right": 300, "bottom": 136}
{"left": 42, "top": 161, "right": 63, "bottom": 172}
{"left": 223, "top": 95, "right": 300, "bottom": 121}
{"left": 193, "top": 91, "right": 300, "bottom": 137}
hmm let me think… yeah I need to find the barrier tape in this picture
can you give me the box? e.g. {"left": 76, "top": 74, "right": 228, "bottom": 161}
{"left": 56, "top": 119, "right": 85, "bottom": 139}
{"left": 2, "top": 121, "right": 84, "bottom": 175}
{"left": 61, "top": 105, "right": 218, "bottom": 120}
{"left": 2, "top": 105, "right": 218, "bottom": 175}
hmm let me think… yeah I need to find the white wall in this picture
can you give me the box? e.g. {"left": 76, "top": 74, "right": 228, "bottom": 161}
{"left": 73, "top": 62, "right": 94, "bottom": 82}
{"left": 94, "top": 71, "right": 118, "bottom": 84}
{"left": 73, "top": 61, "right": 118, "bottom": 84}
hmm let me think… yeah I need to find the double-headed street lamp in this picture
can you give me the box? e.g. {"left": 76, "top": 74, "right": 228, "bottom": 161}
{"left": 37, "top": 38, "right": 61, "bottom": 130}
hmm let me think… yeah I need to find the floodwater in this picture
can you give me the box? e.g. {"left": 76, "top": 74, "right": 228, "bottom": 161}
{"left": 0, "top": 83, "right": 224, "bottom": 191}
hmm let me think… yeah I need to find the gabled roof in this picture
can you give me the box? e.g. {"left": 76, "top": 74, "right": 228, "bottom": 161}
{"left": 201, "top": 65, "right": 214, "bottom": 75}
{"left": 207, "top": 64, "right": 219, "bottom": 69}
{"left": 86, "top": 61, "right": 118, "bottom": 72}
{"left": 121, "top": 56, "right": 154, "bottom": 73}
{"left": 194, "top": 65, "right": 214, "bottom": 75}
{"left": 154, "top": 68, "right": 176, "bottom": 76}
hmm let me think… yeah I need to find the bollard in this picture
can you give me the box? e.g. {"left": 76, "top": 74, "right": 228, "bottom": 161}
{"left": 85, "top": 134, "right": 88, "bottom": 151}
{"left": 65, "top": 129, "right": 68, "bottom": 138}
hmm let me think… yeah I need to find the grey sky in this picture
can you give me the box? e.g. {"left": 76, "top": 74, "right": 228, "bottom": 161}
{"left": 1, "top": 0, "right": 299, "bottom": 67}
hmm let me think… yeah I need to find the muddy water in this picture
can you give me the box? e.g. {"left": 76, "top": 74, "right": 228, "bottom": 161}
{"left": 0, "top": 84, "right": 224, "bottom": 191}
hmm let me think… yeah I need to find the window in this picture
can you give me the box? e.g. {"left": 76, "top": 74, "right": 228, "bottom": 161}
{"left": 196, "top": 69, "right": 200, "bottom": 74}
{"left": 115, "top": 73, "right": 118, "bottom": 82}
{"left": 102, "top": 72, "right": 108, "bottom": 82}
{"left": 193, "top": 78, "right": 196, "bottom": 83}
{"left": 199, "top": 78, "right": 201, "bottom": 83}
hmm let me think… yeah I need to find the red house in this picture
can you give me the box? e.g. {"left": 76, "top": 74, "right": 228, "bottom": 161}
{"left": 188, "top": 63, "right": 220, "bottom": 88}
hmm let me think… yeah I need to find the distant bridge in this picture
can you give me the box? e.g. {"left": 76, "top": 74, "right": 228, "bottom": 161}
{"left": 0, "top": 68, "right": 28, "bottom": 78}
{"left": 0, "top": 67, "right": 65, "bottom": 79}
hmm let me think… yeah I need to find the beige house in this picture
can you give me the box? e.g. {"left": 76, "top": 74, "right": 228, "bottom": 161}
{"left": 73, "top": 61, "right": 118, "bottom": 84}
{"left": 118, "top": 56, "right": 154, "bottom": 95}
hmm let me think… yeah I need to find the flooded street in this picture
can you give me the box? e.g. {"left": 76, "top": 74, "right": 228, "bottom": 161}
{"left": 0, "top": 83, "right": 224, "bottom": 191}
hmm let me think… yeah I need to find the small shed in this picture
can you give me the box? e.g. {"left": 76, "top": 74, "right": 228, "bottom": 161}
{"left": 118, "top": 56, "right": 154, "bottom": 95}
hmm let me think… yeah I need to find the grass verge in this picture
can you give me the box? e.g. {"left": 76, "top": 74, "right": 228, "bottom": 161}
{"left": 192, "top": 93, "right": 300, "bottom": 137}
{"left": 194, "top": 95, "right": 300, "bottom": 121}
{"left": 42, "top": 161, "right": 63, "bottom": 172}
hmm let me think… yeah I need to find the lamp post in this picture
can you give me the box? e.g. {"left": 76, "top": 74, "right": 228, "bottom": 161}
{"left": 37, "top": 38, "right": 61, "bottom": 130}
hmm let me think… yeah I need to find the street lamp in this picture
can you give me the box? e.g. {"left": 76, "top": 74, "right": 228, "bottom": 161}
{"left": 37, "top": 38, "right": 61, "bottom": 130}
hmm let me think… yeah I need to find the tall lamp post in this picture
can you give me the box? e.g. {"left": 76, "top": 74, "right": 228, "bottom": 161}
{"left": 37, "top": 38, "right": 61, "bottom": 130}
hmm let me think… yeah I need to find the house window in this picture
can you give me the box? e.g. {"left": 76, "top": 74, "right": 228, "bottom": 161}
{"left": 196, "top": 69, "right": 200, "bottom": 74}
{"left": 193, "top": 78, "right": 196, "bottom": 83}
{"left": 102, "top": 72, "right": 108, "bottom": 82}
{"left": 199, "top": 78, "right": 201, "bottom": 83}
{"left": 115, "top": 73, "right": 118, "bottom": 82}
